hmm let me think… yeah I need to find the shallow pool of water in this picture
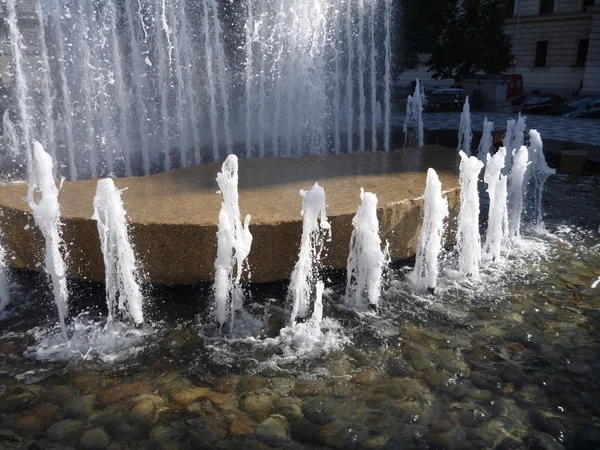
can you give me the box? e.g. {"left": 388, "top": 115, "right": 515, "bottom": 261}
{"left": 0, "top": 174, "right": 598, "bottom": 450}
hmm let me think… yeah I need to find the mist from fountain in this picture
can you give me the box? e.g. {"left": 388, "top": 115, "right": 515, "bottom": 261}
{"left": 411, "top": 169, "right": 449, "bottom": 293}
{"left": 27, "top": 142, "right": 69, "bottom": 338}
{"left": 214, "top": 155, "right": 253, "bottom": 331}
{"left": 92, "top": 179, "right": 145, "bottom": 326}
{"left": 508, "top": 146, "right": 530, "bottom": 242}
{"left": 456, "top": 151, "right": 484, "bottom": 276}
{"left": 483, "top": 148, "right": 509, "bottom": 261}
{"left": 345, "top": 189, "right": 388, "bottom": 309}
{"left": 477, "top": 118, "right": 494, "bottom": 163}
{"left": 403, "top": 80, "right": 424, "bottom": 147}
{"left": 527, "top": 130, "right": 556, "bottom": 226}
{"left": 457, "top": 97, "right": 472, "bottom": 156}
{"left": 502, "top": 119, "right": 516, "bottom": 174}
{"left": 288, "top": 183, "right": 331, "bottom": 325}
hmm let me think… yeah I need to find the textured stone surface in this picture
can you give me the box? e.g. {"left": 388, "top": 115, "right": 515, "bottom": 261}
{"left": 0, "top": 147, "right": 460, "bottom": 285}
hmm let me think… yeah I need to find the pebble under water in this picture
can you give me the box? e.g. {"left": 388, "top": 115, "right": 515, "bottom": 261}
{"left": 0, "top": 175, "right": 599, "bottom": 450}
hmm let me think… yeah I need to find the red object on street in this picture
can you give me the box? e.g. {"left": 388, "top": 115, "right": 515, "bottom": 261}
{"left": 507, "top": 74, "right": 524, "bottom": 99}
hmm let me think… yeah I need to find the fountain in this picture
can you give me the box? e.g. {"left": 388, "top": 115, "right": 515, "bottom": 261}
{"left": 456, "top": 151, "right": 484, "bottom": 276}
{"left": 457, "top": 97, "right": 472, "bottom": 156}
{"left": 2, "top": 0, "right": 392, "bottom": 180}
{"left": 27, "top": 142, "right": 69, "bottom": 338}
{"left": 508, "top": 146, "right": 530, "bottom": 242}
{"left": 477, "top": 118, "right": 494, "bottom": 163}
{"left": 411, "top": 169, "right": 449, "bottom": 293}
{"left": 92, "top": 179, "right": 145, "bottom": 326}
{"left": 482, "top": 148, "right": 509, "bottom": 261}
{"left": 213, "top": 155, "right": 253, "bottom": 331}
{"left": 288, "top": 183, "right": 331, "bottom": 325}
{"left": 527, "top": 130, "right": 556, "bottom": 226}
{"left": 345, "top": 189, "right": 389, "bottom": 310}
{"left": 403, "top": 80, "right": 425, "bottom": 147}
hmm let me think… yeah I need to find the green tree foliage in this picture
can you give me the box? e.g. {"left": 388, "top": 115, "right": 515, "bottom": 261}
{"left": 399, "top": 0, "right": 514, "bottom": 81}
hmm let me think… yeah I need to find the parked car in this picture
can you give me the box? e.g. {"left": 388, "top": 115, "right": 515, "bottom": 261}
{"left": 546, "top": 95, "right": 600, "bottom": 118}
{"left": 425, "top": 88, "right": 463, "bottom": 110}
{"left": 511, "top": 93, "right": 563, "bottom": 114}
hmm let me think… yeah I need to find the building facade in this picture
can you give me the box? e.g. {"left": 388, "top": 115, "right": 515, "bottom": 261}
{"left": 399, "top": 0, "right": 600, "bottom": 98}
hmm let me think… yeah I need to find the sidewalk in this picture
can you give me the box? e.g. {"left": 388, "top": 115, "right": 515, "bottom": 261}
{"left": 392, "top": 111, "right": 600, "bottom": 147}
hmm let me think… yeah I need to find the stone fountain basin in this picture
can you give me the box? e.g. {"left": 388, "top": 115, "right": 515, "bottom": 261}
{"left": 0, "top": 146, "right": 460, "bottom": 285}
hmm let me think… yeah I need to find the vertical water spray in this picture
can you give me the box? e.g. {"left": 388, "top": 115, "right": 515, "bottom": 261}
{"left": 456, "top": 151, "right": 484, "bottom": 276}
{"left": 203, "top": 0, "right": 219, "bottom": 162}
{"left": 213, "top": 155, "right": 253, "bottom": 331}
{"left": 27, "top": 142, "right": 69, "bottom": 338}
{"left": 411, "top": 169, "right": 449, "bottom": 293}
{"left": 403, "top": 80, "right": 424, "bottom": 147}
{"left": 502, "top": 118, "right": 516, "bottom": 174}
{"left": 6, "top": 0, "right": 32, "bottom": 171}
{"left": 483, "top": 148, "right": 509, "bottom": 261}
{"left": 156, "top": 0, "right": 172, "bottom": 171}
{"left": 244, "top": 2, "right": 255, "bottom": 158}
{"left": 383, "top": 0, "right": 391, "bottom": 153}
{"left": 527, "top": 130, "right": 555, "bottom": 226}
{"left": 457, "top": 97, "right": 472, "bottom": 156}
{"left": 369, "top": 0, "right": 377, "bottom": 152}
{"left": 288, "top": 183, "right": 331, "bottom": 324}
{"left": 345, "top": 0, "right": 355, "bottom": 153}
{"left": 507, "top": 146, "right": 530, "bottom": 242}
{"left": 477, "top": 118, "right": 494, "bottom": 163}
{"left": 357, "top": 0, "right": 366, "bottom": 152}
{"left": 332, "top": 4, "right": 342, "bottom": 155}
{"left": 92, "top": 179, "right": 145, "bottom": 326}
{"left": 345, "top": 189, "right": 388, "bottom": 310}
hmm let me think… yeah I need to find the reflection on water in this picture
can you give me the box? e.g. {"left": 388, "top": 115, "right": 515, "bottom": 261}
{"left": 0, "top": 175, "right": 599, "bottom": 449}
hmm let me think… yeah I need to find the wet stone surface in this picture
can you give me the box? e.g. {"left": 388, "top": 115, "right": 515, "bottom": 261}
{"left": 0, "top": 175, "right": 598, "bottom": 449}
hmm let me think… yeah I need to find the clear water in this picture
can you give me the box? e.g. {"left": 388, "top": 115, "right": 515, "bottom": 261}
{"left": 0, "top": 174, "right": 598, "bottom": 449}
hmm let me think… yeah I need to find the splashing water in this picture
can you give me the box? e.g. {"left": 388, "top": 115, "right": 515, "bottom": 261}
{"left": 477, "top": 118, "right": 494, "bottom": 163}
{"left": 345, "top": 189, "right": 389, "bottom": 309}
{"left": 214, "top": 155, "right": 253, "bottom": 331}
{"left": 483, "top": 148, "right": 509, "bottom": 261}
{"left": 456, "top": 151, "right": 484, "bottom": 276}
{"left": 288, "top": 183, "right": 331, "bottom": 324}
{"left": 92, "top": 179, "right": 145, "bottom": 326}
{"left": 403, "top": 80, "right": 424, "bottom": 147}
{"left": 27, "top": 142, "right": 69, "bottom": 338}
{"left": 502, "top": 119, "right": 516, "bottom": 173}
{"left": 508, "top": 146, "right": 530, "bottom": 242}
{"left": 0, "top": 229, "right": 10, "bottom": 315}
{"left": 410, "top": 169, "right": 449, "bottom": 293}
{"left": 504, "top": 113, "right": 526, "bottom": 174}
{"left": 457, "top": 97, "right": 472, "bottom": 156}
{"left": 527, "top": 130, "right": 556, "bottom": 227}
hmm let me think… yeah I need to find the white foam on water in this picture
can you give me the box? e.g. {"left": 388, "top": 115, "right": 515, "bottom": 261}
{"left": 288, "top": 183, "right": 330, "bottom": 324}
{"left": 92, "top": 178, "right": 145, "bottom": 326}
{"left": 213, "top": 155, "right": 253, "bottom": 331}
{"left": 25, "top": 313, "right": 151, "bottom": 363}
{"left": 345, "top": 189, "right": 389, "bottom": 309}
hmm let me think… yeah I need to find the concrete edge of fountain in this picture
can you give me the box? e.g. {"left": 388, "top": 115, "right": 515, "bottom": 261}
{"left": 0, "top": 146, "right": 461, "bottom": 285}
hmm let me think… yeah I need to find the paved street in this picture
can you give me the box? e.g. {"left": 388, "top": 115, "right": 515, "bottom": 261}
{"left": 392, "top": 111, "right": 600, "bottom": 147}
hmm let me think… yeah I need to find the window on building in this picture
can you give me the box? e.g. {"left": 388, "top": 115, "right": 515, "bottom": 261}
{"left": 576, "top": 39, "right": 590, "bottom": 67}
{"left": 583, "top": 0, "right": 595, "bottom": 11}
{"left": 539, "top": 0, "right": 555, "bottom": 15}
{"left": 535, "top": 41, "right": 549, "bottom": 67}
{"left": 505, "top": 0, "right": 516, "bottom": 17}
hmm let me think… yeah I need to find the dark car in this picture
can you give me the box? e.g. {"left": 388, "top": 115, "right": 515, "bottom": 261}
{"left": 425, "top": 88, "right": 463, "bottom": 110}
{"left": 511, "top": 93, "right": 562, "bottom": 114}
{"left": 546, "top": 94, "right": 600, "bottom": 117}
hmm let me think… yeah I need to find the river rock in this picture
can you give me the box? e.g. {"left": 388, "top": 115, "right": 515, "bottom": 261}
{"left": 274, "top": 396, "right": 303, "bottom": 419}
{"left": 64, "top": 395, "right": 96, "bottom": 419}
{"left": 241, "top": 391, "right": 274, "bottom": 422}
{"left": 302, "top": 397, "right": 338, "bottom": 425}
{"left": 7, "top": 402, "right": 60, "bottom": 435}
{"left": 171, "top": 387, "right": 209, "bottom": 406}
{"left": 255, "top": 415, "right": 289, "bottom": 444}
{"left": 79, "top": 427, "right": 111, "bottom": 449}
{"left": 227, "top": 411, "right": 254, "bottom": 436}
{"left": 44, "top": 419, "right": 83, "bottom": 444}
{"left": 149, "top": 424, "right": 182, "bottom": 442}
{"left": 97, "top": 381, "right": 150, "bottom": 407}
